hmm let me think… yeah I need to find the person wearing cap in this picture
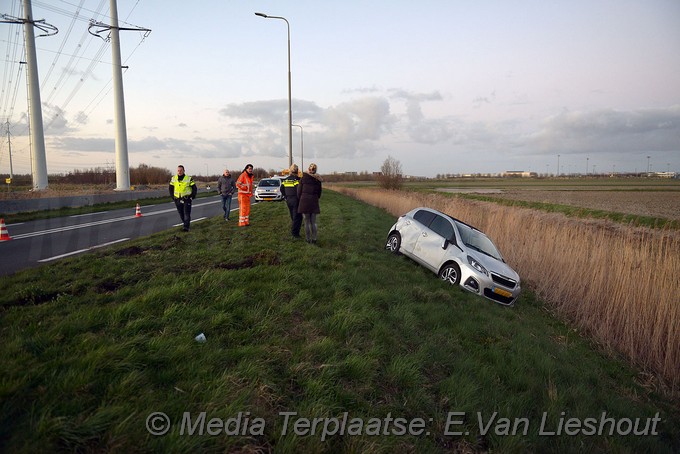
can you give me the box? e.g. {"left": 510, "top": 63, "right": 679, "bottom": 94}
{"left": 169, "top": 165, "right": 197, "bottom": 232}
{"left": 297, "top": 163, "right": 323, "bottom": 244}
{"left": 281, "top": 164, "right": 303, "bottom": 238}
{"left": 217, "top": 168, "right": 236, "bottom": 221}
{"left": 236, "top": 164, "right": 255, "bottom": 226}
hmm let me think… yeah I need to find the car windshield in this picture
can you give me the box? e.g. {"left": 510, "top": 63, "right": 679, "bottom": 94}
{"left": 259, "top": 179, "right": 279, "bottom": 187}
{"left": 454, "top": 221, "right": 503, "bottom": 261}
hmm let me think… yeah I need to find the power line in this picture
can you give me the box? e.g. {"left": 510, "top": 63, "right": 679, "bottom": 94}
{"left": 7, "top": 57, "right": 25, "bottom": 123}
{"left": 1, "top": 0, "right": 151, "bottom": 175}
{"left": 40, "top": 0, "right": 87, "bottom": 89}
{"left": 0, "top": 0, "right": 23, "bottom": 122}
{"left": 42, "top": 0, "right": 109, "bottom": 107}
{"left": 36, "top": 0, "right": 147, "bottom": 30}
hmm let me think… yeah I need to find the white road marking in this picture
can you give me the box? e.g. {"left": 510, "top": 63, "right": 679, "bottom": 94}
{"left": 172, "top": 217, "right": 207, "bottom": 227}
{"left": 11, "top": 196, "right": 227, "bottom": 240}
{"left": 12, "top": 207, "right": 176, "bottom": 240}
{"left": 38, "top": 238, "right": 130, "bottom": 262}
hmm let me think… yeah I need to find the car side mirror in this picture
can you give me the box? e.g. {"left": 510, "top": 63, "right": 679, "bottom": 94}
{"left": 442, "top": 239, "right": 449, "bottom": 250}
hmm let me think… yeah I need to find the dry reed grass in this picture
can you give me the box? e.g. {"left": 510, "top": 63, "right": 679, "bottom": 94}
{"left": 331, "top": 185, "right": 680, "bottom": 393}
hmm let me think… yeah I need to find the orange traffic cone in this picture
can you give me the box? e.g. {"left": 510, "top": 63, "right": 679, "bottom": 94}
{"left": 134, "top": 203, "right": 142, "bottom": 217}
{"left": 0, "top": 218, "right": 11, "bottom": 241}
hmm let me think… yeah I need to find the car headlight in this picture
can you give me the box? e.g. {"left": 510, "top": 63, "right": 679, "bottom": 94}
{"left": 467, "top": 255, "right": 488, "bottom": 276}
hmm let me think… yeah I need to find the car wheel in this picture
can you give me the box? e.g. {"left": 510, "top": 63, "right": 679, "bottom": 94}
{"left": 385, "top": 232, "right": 401, "bottom": 254}
{"left": 439, "top": 262, "right": 461, "bottom": 286}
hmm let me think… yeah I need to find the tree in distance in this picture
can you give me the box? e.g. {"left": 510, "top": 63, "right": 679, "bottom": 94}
{"left": 379, "top": 155, "right": 403, "bottom": 190}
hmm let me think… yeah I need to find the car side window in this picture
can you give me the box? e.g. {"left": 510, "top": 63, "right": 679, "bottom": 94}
{"left": 429, "top": 214, "right": 455, "bottom": 240}
{"left": 413, "top": 210, "right": 436, "bottom": 227}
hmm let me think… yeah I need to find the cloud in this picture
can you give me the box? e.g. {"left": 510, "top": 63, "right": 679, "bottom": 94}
{"left": 524, "top": 106, "right": 680, "bottom": 154}
{"left": 472, "top": 91, "right": 496, "bottom": 108}
{"left": 220, "top": 100, "right": 291, "bottom": 124}
{"left": 50, "top": 137, "right": 114, "bottom": 152}
{"left": 342, "top": 86, "right": 381, "bottom": 94}
{"left": 389, "top": 89, "right": 442, "bottom": 101}
{"left": 314, "top": 97, "right": 396, "bottom": 157}
{"left": 389, "top": 90, "right": 453, "bottom": 144}
{"left": 74, "top": 111, "right": 89, "bottom": 125}
{"left": 130, "top": 137, "right": 171, "bottom": 152}
{"left": 219, "top": 96, "right": 395, "bottom": 159}
{"left": 45, "top": 90, "right": 677, "bottom": 172}
{"left": 42, "top": 105, "right": 72, "bottom": 134}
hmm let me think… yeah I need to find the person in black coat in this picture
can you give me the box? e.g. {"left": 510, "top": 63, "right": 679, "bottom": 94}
{"left": 297, "top": 163, "right": 322, "bottom": 244}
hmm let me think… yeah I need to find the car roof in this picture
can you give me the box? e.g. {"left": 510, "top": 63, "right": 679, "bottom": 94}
{"left": 411, "top": 206, "right": 481, "bottom": 232}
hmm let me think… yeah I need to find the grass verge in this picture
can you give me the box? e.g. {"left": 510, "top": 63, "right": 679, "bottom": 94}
{"left": 1, "top": 191, "right": 678, "bottom": 452}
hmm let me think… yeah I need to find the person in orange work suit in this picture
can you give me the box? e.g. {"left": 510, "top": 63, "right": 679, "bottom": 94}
{"left": 236, "top": 164, "right": 254, "bottom": 226}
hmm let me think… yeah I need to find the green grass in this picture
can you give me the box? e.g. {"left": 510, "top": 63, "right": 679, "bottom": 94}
{"left": 1, "top": 191, "right": 678, "bottom": 452}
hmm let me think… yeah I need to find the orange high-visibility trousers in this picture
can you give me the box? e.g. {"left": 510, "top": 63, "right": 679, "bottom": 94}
{"left": 238, "top": 194, "right": 251, "bottom": 226}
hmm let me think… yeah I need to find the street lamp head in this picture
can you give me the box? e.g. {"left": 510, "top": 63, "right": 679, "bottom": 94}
{"left": 255, "top": 12, "right": 268, "bottom": 18}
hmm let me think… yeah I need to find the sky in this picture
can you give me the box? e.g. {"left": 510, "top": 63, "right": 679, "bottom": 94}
{"left": 1, "top": 0, "right": 679, "bottom": 178}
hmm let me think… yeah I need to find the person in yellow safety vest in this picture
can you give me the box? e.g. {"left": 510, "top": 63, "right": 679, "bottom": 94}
{"left": 281, "top": 163, "right": 302, "bottom": 238}
{"left": 236, "top": 164, "right": 254, "bottom": 226}
{"left": 169, "top": 165, "right": 197, "bottom": 232}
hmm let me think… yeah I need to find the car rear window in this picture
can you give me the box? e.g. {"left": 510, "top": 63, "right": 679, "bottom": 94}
{"left": 413, "top": 210, "right": 436, "bottom": 227}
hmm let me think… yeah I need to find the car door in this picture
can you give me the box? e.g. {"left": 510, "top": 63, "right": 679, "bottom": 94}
{"left": 413, "top": 214, "right": 454, "bottom": 272}
{"left": 399, "top": 209, "right": 435, "bottom": 255}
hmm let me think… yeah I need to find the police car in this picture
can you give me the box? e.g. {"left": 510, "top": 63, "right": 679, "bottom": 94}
{"left": 253, "top": 178, "right": 284, "bottom": 201}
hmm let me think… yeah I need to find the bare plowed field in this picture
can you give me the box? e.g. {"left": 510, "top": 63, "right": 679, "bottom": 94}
{"left": 487, "top": 190, "right": 680, "bottom": 220}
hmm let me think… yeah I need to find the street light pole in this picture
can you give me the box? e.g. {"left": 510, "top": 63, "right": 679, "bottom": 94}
{"left": 255, "top": 12, "right": 293, "bottom": 168}
{"left": 292, "top": 124, "right": 304, "bottom": 170}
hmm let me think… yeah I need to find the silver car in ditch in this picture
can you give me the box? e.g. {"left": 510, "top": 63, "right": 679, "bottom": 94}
{"left": 385, "top": 207, "right": 521, "bottom": 306}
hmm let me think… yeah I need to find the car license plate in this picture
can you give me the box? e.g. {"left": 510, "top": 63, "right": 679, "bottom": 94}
{"left": 493, "top": 287, "right": 512, "bottom": 298}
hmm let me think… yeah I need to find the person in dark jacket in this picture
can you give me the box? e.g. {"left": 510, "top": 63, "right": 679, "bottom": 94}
{"left": 169, "top": 165, "right": 197, "bottom": 232}
{"left": 217, "top": 168, "right": 236, "bottom": 220}
{"left": 281, "top": 164, "right": 302, "bottom": 238}
{"left": 297, "top": 163, "right": 322, "bottom": 244}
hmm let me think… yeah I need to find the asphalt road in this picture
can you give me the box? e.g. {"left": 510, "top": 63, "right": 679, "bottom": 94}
{"left": 0, "top": 195, "right": 240, "bottom": 276}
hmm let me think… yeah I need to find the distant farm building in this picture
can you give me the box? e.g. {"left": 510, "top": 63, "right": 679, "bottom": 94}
{"left": 503, "top": 171, "right": 538, "bottom": 178}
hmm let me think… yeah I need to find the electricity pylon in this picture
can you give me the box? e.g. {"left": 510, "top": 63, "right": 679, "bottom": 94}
{"left": 89, "top": 0, "right": 151, "bottom": 191}
{"left": 1, "top": 0, "right": 57, "bottom": 190}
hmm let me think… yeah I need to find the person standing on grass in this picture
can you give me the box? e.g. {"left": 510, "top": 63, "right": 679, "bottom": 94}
{"left": 217, "top": 168, "right": 236, "bottom": 221}
{"left": 297, "top": 163, "right": 322, "bottom": 244}
{"left": 169, "top": 165, "right": 197, "bottom": 232}
{"left": 236, "top": 164, "right": 254, "bottom": 227}
{"left": 281, "top": 163, "right": 303, "bottom": 238}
